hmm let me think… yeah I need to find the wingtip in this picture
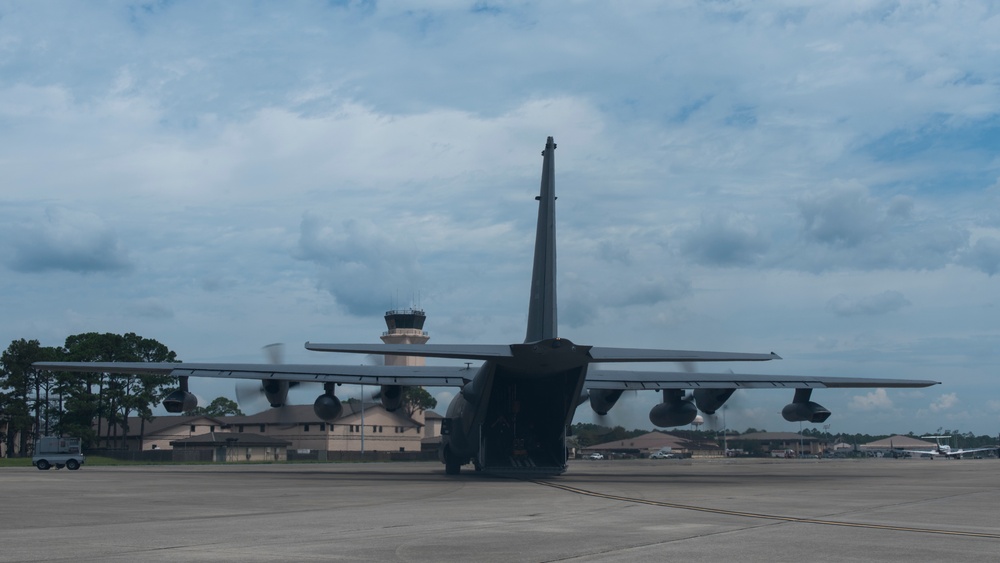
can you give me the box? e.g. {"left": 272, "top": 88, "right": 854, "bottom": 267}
{"left": 771, "top": 352, "right": 783, "bottom": 360}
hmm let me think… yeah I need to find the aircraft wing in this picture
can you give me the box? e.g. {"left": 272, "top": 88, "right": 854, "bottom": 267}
{"left": 584, "top": 368, "right": 940, "bottom": 390}
{"left": 304, "top": 343, "right": 784, "bottom": 363}
{"left": 949, "top": 447, "right": 998, "bottom": 456}
{"left": 32, "top": 362, "right": 473, "bottom": 387}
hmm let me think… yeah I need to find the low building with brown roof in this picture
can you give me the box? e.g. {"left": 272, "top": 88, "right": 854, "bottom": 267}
{"left": 729, "top": 432, "right": 821, "bottom": 456}
{"left": 170, "top": 432, "right": 291, "bottom": 462}
{"left": 581, "top": 431, "right": 721, "bottom": 458}
{"left": 860, "top": 435, "right": 937, "bottom": 451}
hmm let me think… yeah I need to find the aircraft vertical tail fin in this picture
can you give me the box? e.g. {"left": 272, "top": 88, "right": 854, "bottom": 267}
{"left": 525, "top": 136, "right": 558, "bottom": 343}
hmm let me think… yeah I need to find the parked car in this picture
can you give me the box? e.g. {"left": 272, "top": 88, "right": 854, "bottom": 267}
{"left": 587, "top": 453, "right": 604, "bottom": 460}
{"left": 650, "top": 451, "right": 675, "bottom": 459}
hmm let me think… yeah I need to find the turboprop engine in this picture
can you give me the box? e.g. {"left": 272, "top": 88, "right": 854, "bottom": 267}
{"left": 262, "top": 380, "right": 290, "bottom": 408}
{"left": 693, "top": 388, "right": 736, "bottom": 415}
{"left": 163, "top": 390, "right": 197, "bottom": 413}
{"left": 781, "top": 388, "right": 831, "bottom": 423}
{"left": 649, "top": 389, "right": 698, "bottom": 427}
{"left": 162, "top": 376, "right": 197, "bottom": 413}
{"left": 380, "top": 385, "right": 404, "bottom": 412}
{"left": 588, "top": 389, "right": 624, "bottom": 416}
{"left": 313, "top": 383, "right": 343, "bottom": 421}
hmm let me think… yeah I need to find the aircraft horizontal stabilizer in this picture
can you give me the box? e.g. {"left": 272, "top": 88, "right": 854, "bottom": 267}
{"left": 305, "top": 342, "right": 514, "bottom": 360}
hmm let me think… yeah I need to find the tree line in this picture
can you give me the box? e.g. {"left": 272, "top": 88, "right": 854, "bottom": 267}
{"left": 0, "top": 333, "right": 177, "bottom": 456}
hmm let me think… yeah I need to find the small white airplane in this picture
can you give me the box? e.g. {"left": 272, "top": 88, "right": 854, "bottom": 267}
{"left": 901, "top": 436, "right": 998, "bottom": 459}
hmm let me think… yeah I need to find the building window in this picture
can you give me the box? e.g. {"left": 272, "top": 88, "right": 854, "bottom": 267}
{"left": 304, "top": 424, "right": 310, "bottom": 432}
{"left": 319, "top": 423, "right": 325, "bottom": 431}
{"left": 190, "top": 425, "right": 195, "bottom": 432}
{"left": 260, "top": 424, "right": 265, "bottom": 433}
{"left": 238, "top": 425, "right": 244, "bottom": 433}
{"left": 210, "top": 425, "right": 215, "bottom": 432}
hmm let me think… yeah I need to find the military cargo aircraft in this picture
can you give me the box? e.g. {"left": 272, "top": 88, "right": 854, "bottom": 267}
{"left": 35, "top": 136, "right": 939, "bottom": 476}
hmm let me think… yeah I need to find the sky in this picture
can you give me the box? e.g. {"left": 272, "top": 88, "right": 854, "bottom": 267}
{"left": 3, "top": 1, "right": 1000, "bottom": 437}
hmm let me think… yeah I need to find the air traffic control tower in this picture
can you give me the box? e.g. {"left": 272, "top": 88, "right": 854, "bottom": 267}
{"left": 380, "top": 308, "right": 429, "bottom": 366}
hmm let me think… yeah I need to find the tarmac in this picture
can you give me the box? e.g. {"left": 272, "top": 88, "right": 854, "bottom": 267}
{"left": 2, "top": 457, "right": 998, "bottom": 562}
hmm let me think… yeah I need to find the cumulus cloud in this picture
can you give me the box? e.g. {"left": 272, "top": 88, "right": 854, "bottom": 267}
{"left": 295, "top": 213, "right": 421, "bottom": 317}
{"left": 606, "top": 276, "right": 691, "bottom": 308}
{"left": 791, "top": 185, "right": 966, "bottom": 272}
{"left": 961, "top": 236, "right": 1000, "bottom": 275}
{"left": 929, "top": 393, "right": 959, "bottom": 412}
{"left": 597, "top": 240, "right": 632, "bottom": 265}
{"left": 7, "top": 207, "right": 132, "bottom": 274}
{"left": 679, "top": 212, "right": 770, "bottom": 266}
{"left": 797, "top": 184, "right": 883, "bottom": 248}
{"left": 127, "top": 298, "right": 175, "bottom": 320}
{"left": 827, "top": 290, "right": 911, "bottom": 317}
{"left": 849, "top": 388, "right": 894, "bottom": 411}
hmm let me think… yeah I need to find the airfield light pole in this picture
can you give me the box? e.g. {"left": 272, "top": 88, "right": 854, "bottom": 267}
{"left": 361, "top": 384, "right": 365, "bottom": 457}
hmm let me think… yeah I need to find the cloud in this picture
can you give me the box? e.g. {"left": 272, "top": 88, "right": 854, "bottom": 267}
{"left": 126, "top": 298, "right": 175, "bottom": 320}
{"left": 597, "top": 240, "right": 632, "bottom": 265}
{"left": 849, "top": 388, "right": 894, "bottom": 411}
{"left": 827, "top": 290, "right": 911, "bottom": 317}
{"left": 679, "top": 212, "right": 770, "bottom": 266}
{"left": 295, "top": 213, "right": 421, "bottom": 317}
{"left": 7, "top": 207, "right": 132, "bottom": 274}
{"left": 929, "top": 393, "right": 959, "bottom": 412}
{"left": 789, "top": 185, "right": 966, "bottom": 272}
{"left": 961, "top": 236, "right": 1000, "bottom": 275}
{"left": 606, "top": 276, "right": 691, "bottom": 308}
{"left": 797, "top": 184, "right": 883, "bottom": 248}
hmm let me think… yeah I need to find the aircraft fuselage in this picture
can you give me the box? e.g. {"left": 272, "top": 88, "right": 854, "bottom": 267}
{"left": 441, "top": 338, "right": 589, "bottom": 475}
